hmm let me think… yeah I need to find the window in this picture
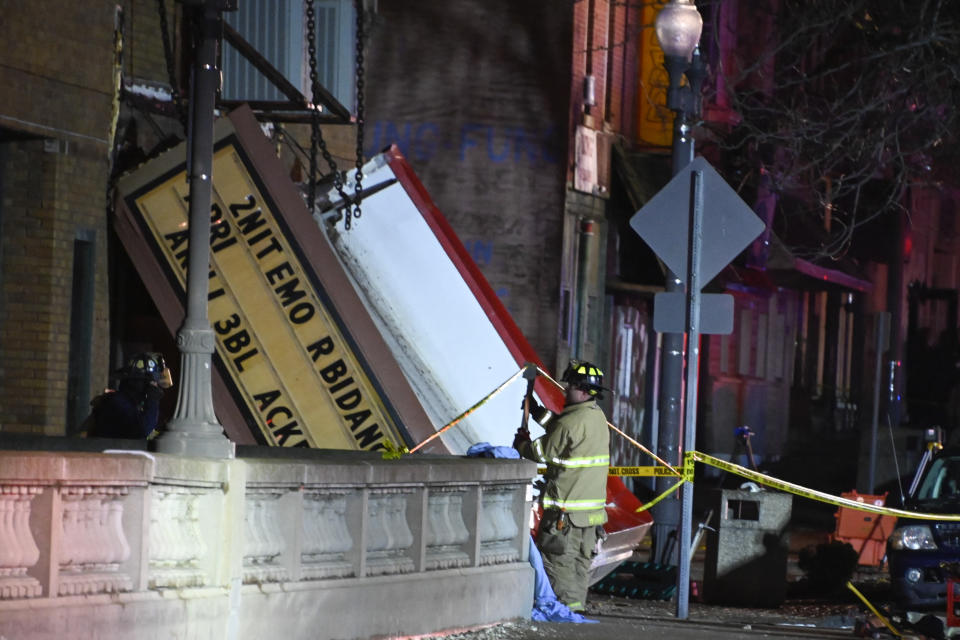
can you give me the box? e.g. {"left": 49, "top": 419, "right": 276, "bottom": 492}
{"left": 222, "top": 0, "right": 357, "bottom": 110}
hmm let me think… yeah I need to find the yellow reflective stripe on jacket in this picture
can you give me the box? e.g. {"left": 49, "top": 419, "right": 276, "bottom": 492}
{"left": 543, "top": 497, "right": 608, "bottom": 511}
{"left": 545, "top": 454, "right": 610, "bottom": 469}
{"left": 531, "top": 439, "right": 547, "bottom": 464}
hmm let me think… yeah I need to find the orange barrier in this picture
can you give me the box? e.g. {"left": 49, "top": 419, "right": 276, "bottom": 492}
{"left": 832, "top": 491, "right": 896, "bottom": 566}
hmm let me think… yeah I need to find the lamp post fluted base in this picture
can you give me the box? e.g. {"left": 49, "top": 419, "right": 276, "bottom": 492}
{"left": 155, "top": 327, "right": 234, "bottom": 459}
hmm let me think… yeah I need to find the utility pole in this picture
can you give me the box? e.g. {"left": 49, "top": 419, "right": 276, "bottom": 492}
{"left": 155, "top": 0, "right": 238, "bottom": 458}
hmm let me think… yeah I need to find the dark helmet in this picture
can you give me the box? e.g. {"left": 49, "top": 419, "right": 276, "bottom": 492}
{"left": 119, "top": 352, "right": 166, "bottom": 383}
{"left": 561, "top": 360, "right": 606, "bottom": 396}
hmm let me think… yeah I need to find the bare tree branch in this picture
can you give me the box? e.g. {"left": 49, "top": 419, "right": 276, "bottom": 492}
{"left": 700, "top": 0, "right": 960, "bottom": 260}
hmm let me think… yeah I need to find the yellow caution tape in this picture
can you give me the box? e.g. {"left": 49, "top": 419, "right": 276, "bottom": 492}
{"left": 403, "top": 365, "right": 959, "bottom": 525}
{"left": 605, "top": 422, "right": 682, "bottom": 477}
{"left": 846, "top": 581, "right": 902, "bottom": 637}
{"left": 609, "top": 466, "right": 685, "bottom": 477}
{"left": 688, "top": 450, "right": 960, "bottom": 521}
{"left": 408, "top": 368, "right": 526, "bottom": 454}
{"left": 635, "top": 477, "right": 686, "bottom": 512}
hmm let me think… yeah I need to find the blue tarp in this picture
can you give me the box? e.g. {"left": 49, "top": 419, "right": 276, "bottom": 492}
{"left": 466, "top": 443, "right": 597, "bottom": 623}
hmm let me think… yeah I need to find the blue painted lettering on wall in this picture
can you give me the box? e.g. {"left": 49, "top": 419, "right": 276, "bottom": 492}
{"left": 368, "top": 121, "right": 559, "bottom": 165}
{"left": 496, "top": 287, "right": 518, "bottom": 317}
{"left": 463, "top": 240, "right": 494, "bottom": 267}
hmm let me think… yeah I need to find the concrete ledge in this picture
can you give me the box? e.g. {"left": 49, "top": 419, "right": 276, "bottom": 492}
{"left": 0, "top": 448, "right": 537, "bottom": 639}
{"left": 0, "top": 564, "right": 533, "bottom": 640}
{"left": 238, "top": 564, "right": 534, "bottom": 639}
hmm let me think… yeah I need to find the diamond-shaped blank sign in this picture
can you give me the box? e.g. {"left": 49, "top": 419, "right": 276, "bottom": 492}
{"left": 630, "top": 157, "right": 765, "bottom": 287}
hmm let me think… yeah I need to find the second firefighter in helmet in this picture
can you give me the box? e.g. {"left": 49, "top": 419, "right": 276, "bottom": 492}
{"left": 514, "top": 360, "right": 611, "bottom": 612}
{"left": 85, "top": 352, "right": 173, "bottom": 439}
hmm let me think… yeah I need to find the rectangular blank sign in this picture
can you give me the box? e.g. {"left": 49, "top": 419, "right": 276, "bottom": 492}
{"left": 653, "top": 292, "right": 735, "bottom": 335}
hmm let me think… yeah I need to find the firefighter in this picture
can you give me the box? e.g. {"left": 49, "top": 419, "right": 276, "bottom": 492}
{"left": 85, "top": 352, "right": 173, "bottom": 440}
{"left": 513, "top": 360, "right": 610, "bottom": 612}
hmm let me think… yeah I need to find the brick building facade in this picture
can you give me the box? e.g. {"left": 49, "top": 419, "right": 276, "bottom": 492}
{"left": 0, "top": 1, "right": 176, "bottom": 434}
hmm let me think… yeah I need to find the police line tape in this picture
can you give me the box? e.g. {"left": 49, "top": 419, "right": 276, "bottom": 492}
{"left": 403, "top": 366, "right": 960, "bottom": 522}
{"left": 613, "top": 450, "right": 960, "bottom": 521}
{"left": 608, "top": 466, "right": 682, "bottom": 477}
{"left": 687, "top": 450, "right": 960, "bottom": 521}
{"left": 407, "top": 368, "right": 526, "bottom": 454}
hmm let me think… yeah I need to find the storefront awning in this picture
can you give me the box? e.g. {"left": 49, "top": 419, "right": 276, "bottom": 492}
{"left": 764, "top": 233, "right": 873, "bottom": 293}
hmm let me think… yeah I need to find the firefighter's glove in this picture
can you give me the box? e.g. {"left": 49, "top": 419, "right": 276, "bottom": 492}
{"left": 512, "top": 426, "right": 531, "bottom": 450}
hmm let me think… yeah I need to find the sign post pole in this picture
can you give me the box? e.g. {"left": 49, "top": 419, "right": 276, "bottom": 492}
{"left": 630, "top": 156, "right": 765, "bottom": 619}
{"left": 676, "top": 169, "right": 704, "bottom": 618}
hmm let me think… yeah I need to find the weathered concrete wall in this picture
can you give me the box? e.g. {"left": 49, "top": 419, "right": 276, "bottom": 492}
{"left": 364, "top": 1, "right": 573, "bottom": 366}
{"left": 0, "top": 449, "right": 536, "bottom": 640}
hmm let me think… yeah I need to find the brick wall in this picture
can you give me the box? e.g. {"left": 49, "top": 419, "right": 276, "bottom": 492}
{"left": 0, "top": 1, "right": 136, "bottom": 433}
{"left": 568, "top": 0, "right": 640, "bottom": 167}
{"left": 0, "top": 139, "right": 110, "bottom": 434}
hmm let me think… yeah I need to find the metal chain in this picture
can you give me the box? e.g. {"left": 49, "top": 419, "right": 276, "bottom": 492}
{"left": 349, "top": 0, "right": 367, "bottom": 230}
{"left": 305, "top": 0, "right": 350, "bottom": 218}
{"left": 157, "top": 0, "right": 189, "bottom": 134}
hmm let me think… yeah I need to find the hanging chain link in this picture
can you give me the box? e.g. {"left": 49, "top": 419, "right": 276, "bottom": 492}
{"left": 348, "top": 0, "right": 366, "bottom": 230}
{"left": 305, "top": 0, "right": 350, "bottom": 218}
{"left": 157, "top": 0, "right": 189, "bottom": 134}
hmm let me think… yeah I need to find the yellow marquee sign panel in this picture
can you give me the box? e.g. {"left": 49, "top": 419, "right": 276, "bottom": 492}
{"left": 637, "top": 2, "right": 673, "bottom": 148}
{"left": 123, "top": 130, "right": 404, "bottom": 451}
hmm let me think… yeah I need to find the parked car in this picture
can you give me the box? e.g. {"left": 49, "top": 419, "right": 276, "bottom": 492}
{"left": 887, "top": 447, "right": 960, "bottom": 609}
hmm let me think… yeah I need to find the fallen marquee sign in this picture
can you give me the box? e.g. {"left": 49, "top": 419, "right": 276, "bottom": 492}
{"left": 114, "top": 107, "right": 437, "bottom": 452}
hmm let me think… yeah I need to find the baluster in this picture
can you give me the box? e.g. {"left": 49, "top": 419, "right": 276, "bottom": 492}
{"left": 327, "top": 496, "right": 353, "bottom": 555}
{"left": 426, "top": 493, "right": 442, "bottom": 547}
{"left": 301, "top": 495, "right": 321, "bottom": 559}
{"left": 149, "top": 487, "right": 208, "bottom": 589}
{"left": 244, "top": 496, "right": 263, "bottom": 567}
{"left": 496, "top": 490, "right": 519, "bottom": 540}
{"left": 106, "top": 492, "right": 131, "bottom": 567}
{"left": 448, "top": 492, "right": 469, "bottom": 546}
{"left": 0, "top": 490, "right": 21, "bottom": 574}
{"left": 390, "top": 496, "right": 413, "bottom": 552}
{"left": 0, "top": 486, "right": 42, "bottom": 599}
{"left": 149, "top": 490, "right": 172, "bottom": 569}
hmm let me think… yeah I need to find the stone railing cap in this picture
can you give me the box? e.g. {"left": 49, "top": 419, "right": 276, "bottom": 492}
{"left": 0, "top": 450, "right": 154, "bottom": 484}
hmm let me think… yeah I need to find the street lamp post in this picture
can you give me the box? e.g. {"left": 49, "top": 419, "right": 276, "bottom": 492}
{"left": 154, "top": 0, "right": 236, "bottom": 458}
{"left": 650, "top": 0, "right": 705, "bottom": 617}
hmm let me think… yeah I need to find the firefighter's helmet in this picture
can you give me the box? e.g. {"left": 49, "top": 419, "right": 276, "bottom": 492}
{"left": 119, "top": 352, "right": 166, "bottom": 383}
{"left": 561, "top": 360, "right": 606, "bottom": 396}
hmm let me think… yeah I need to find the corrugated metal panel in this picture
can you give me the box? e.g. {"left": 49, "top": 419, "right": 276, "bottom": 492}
{"left": 223, "top": 0, "right": 296, "bottom": 102}
{"left": 222, "top": 0, "right": 350, "bottom": 106}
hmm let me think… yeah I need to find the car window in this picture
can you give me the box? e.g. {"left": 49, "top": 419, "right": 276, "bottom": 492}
{"left": 917, "top": 456, "right": 960, "bottom": 500}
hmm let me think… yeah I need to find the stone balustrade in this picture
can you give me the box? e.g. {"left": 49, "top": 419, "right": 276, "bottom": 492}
{"left": 0, "top": 448, "right": 536, "bottom": 640}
